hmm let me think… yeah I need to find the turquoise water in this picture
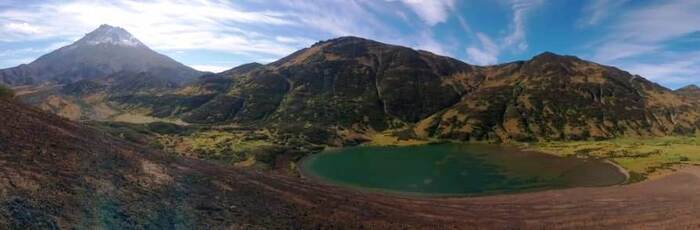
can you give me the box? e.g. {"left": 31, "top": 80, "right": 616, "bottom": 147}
{"left": 301, "top": 144, "right": 626, "bottom": 196}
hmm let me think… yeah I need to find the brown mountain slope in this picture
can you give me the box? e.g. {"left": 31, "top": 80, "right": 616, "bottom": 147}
{"left": 0, "top": 97, "right": 306, "bottom": 228}
{"left": 415, "top": 52, "right": 700, "bottom": 141}
{"left": 111, "top": 37, "right": 480, "bottom": 143}
{"left": 111, "top": 39, "right": 699, "bottom": 144}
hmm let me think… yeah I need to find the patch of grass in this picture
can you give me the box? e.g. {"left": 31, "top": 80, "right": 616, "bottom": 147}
{"left": 526, "top": 136, "right": 700, "bottom": 180}
{"left": 160, "top": 130, "right": 283, "bottom": 167}
{"left": 367, "top": 132, "right": 431, "bottom": 146}
{"left": 110, "top": 113, "right": 188, "bottom": 125}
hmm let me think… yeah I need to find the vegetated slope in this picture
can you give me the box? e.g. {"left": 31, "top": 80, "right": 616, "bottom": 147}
{"left": 15, "top": 71, "right": 182, "bottom": 121}
{"left": 113, "top": 36, "right": 480, "bottom": 144}
{"left": 675, "top": 84, "right": 700, "bottom": 101}
{"left": 111, "top": 38, "right": 700, "bottom": 144}
{"left": 0, "top": 24, "right": 202, "bottom": 86}
{"left": 0, "top": 96, "right": 312, "bottom": 228}
{"left": 415, "top": 52, "right": 700, "bottom": 141}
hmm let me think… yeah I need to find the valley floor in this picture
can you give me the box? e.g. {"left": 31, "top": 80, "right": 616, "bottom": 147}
{"left": 525, "top": 136, "right": 700, "bottom": 182}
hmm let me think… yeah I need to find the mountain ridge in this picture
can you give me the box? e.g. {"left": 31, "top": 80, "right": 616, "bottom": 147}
{"left": 7, "top": 32, "right": 699, "bottom": 144}
{"left": 105, "top": 36, "right": 700, "bottom": 144}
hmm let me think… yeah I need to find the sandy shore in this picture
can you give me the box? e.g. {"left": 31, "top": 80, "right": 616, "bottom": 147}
{"left": 604, "top": 159, "right": 631, "bottom": 183}
{"left": 238, "top": 165, "right": 700, "bottom": 229}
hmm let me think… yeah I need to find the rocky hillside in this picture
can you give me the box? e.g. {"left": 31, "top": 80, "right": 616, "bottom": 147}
{"left": 107, "top": 37, "right": 700, "bottom": 144}
{"left": 415, "top": 53, "right": 700, "bottom": 141}
{"left": 112, "top": 37, "right": 480, "bottom": 143}
{"left": 0, "top": 24, "right": 203, "bottom": 86}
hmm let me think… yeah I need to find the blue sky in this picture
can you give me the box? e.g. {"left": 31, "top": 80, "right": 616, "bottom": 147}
{"left": 0, "top": 0, "right": 698, "bottom": 89}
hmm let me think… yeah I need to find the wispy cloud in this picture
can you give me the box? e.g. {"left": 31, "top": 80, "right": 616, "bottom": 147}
{"left": 466, "top": 33, "right": 499, "bottom": 65}
{"left": 578, "top": 0, "right": 630, "bottom": 26}
{"left": 586, "top": 0, "right": 700, "bottom": 86}
{"left": 621, "top": 51, "right": 700, "bottom": 87}
{"left": 503, "top": 0, "right": 542, "bottom": 51}
{"left": 398, "top": 0, "right": 456, "bottom": 26}
{"left": 591, "top": 0, "right": 700, "bottom": 62}
{"left": 0, "top": 0, "right": 303, "bottom": 58}
{"left": 465, "top": 0, "right": 543, "bottom": 65}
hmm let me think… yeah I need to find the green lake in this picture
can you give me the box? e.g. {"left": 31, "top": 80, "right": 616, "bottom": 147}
{"left": 300, "top": 144, "right": 627, "bottom": 196}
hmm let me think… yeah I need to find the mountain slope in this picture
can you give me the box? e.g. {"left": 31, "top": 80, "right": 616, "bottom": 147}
{"left": 113, "top": 37, "right": 479, "bottom": 143}
{"left": 415, "top": 52, "right": 699, "bottom": 141}
{"left": 13, "top": 70, "right": 183, "bottom": 121}
{"left": 0, "top": 24, "right": 202, "bottom": 86}
{"left": 675, "top": 84, "right": 700, "bottom": 101}
{"left": 111, "top": 38, "right": 699, "bottom": 144}
{"left": 0, "top": 96, "right": 312, "bottom": 228}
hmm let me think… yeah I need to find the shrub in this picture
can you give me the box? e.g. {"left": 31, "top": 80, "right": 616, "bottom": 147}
{"left": 0, "top": 85, "right": 14, "bottom": 98}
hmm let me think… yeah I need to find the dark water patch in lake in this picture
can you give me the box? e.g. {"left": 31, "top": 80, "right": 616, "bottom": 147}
{"left": 301, "top": 144, "right": 626, "bottom": 196}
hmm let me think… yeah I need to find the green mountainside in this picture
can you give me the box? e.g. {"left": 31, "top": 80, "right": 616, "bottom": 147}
{"left": 105, "top": 37, "right": 700, "bottom": 145}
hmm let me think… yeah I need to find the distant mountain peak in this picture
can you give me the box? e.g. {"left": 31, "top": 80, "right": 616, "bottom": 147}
{"left": 679, "top": 84, "right": 700, "bottom": 90}
{"left": 220, "top": 62, "right": 263, "bottom": 76}
{"left": 0, "top": 24, "right": 202, "bottom": 86}
{"left": 532, "top": 51, "right": 575, "bottom": 60}
{"left": 74, "top": 24, "right": 145, "bottom": 47}
{"left": 528, "top": 51, "right": 583, "bottom": 65}
{"left": 312, "top": 36, "right": 379, "bottom": 48}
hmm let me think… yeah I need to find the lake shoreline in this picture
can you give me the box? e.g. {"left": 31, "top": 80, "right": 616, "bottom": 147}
{"left": 299, "top": 143, "right": 626, "bottom": 198}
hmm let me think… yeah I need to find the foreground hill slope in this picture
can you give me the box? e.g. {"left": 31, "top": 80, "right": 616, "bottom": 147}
{"left": 0, "top": 97, "right": 307, "bottom": 228}
{"left": 2, "top": 97, "right": 700, "bottom": 229}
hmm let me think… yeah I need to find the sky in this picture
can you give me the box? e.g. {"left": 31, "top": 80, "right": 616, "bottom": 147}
{"left": 0, "top": 0, "right": 698, "bottom": 89}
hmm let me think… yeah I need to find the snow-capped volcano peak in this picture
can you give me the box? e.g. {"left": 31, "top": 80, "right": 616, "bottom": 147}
{"left": 75, "top": 24, "right": 145, "bottom": 47}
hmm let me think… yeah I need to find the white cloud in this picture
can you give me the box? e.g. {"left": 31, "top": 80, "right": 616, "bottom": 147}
{"left": 587, "top": 0, "right": 700, "bottom": 87}
{"left": 0, "top": 0, "right": 306, "bottom": 58}
{"left": 614, "top": 0, "right": 700, "bottom": 44}
{"left": 464, "top": 0, "right": 542, "bottom": 65}
{"left": 4, "top": 22, "right": 41, "bottom": 34}
{"left": 593, "top": 42, "right": 659, "bottom": 63}
{"left": 414, "top": 30, "right": 451, "bottom": 56}
{"left": 579, "top": 0, "right": 630, "bottom": 26}
{"left": 503, "top": 0, "right": 542, "bottom": 52}
{"left": 191, "top": 65, "right": 231, "bottom": 73}
{"left": 466, "top": 33, "right": 499, "bottom": 65}
{"left": 592, "top": 0, "right": 700, "bottom": 62}
{"left": 278, "top": 0, "right": 450, "bottom": 55}
{"left": 620, "top": 51, "right": 700, "bottom": 87}
{"left": 280, "top": 1, "right": 398, "bottom": 38}
{"left": 398, "top": 0, "right": 455, "bottom": 26}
